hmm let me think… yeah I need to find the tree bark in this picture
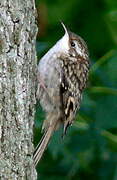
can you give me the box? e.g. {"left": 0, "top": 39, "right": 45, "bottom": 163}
{"left": 0, "top": 0, "right": 38, "bottom": 179}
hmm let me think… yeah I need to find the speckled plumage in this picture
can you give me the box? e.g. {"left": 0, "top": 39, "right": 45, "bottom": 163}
{"left": 33, "top": 23, "right": 89, "bottom": 166}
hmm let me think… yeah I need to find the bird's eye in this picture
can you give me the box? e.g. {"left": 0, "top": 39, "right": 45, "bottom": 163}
{"left": 70, "top": 41, "right": 75, "bottom": 47}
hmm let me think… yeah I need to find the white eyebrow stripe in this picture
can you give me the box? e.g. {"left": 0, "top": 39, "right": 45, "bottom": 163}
{"left": 74, "top": 40, "right": 86, "bottom": 58}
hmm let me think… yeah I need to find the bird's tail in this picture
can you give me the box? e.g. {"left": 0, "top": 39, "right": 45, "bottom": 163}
{"left": 33, "top": 117, "right": 58, "bottom": 166}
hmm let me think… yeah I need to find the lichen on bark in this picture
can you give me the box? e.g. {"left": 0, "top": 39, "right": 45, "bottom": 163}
{"left": 0, "top": 0, "right": 38, "bottom": 179}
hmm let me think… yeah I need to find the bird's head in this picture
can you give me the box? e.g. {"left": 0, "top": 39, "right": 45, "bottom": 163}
{"left": 56, "top": 22, "right": 89, "bottom": 60}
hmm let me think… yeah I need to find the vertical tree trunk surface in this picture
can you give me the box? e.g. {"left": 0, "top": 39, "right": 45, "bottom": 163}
{"left": 0, "top": 0, "right": 37, "bottom": 179}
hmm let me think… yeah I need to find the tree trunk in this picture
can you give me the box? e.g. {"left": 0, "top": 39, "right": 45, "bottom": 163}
{"left": 0, "top": 0, "right": 38, "bottom": 179}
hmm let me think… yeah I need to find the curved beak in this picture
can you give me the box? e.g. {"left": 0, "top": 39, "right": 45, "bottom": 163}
{"left": 61, "top": 22, "right": 69, "bottom": 37}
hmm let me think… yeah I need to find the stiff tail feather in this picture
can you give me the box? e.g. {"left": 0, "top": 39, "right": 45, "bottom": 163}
{"left": 33, "top": 119, "right": 58, "bottom": 166}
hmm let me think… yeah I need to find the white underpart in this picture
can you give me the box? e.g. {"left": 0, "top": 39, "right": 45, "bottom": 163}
{"left": 41, "top": 31, "right": 69, "bottom": 61}
{"left": 38, "top": 31, "right": 69, "bottom": 74}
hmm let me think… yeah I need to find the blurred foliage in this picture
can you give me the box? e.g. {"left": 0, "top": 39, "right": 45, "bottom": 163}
{"left": 34, "top": 0, "right": 117, "bottom": 179}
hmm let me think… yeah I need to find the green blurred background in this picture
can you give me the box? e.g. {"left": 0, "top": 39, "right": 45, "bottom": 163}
{"left": 34, "top": 0, "right": 117, "bottom": 179}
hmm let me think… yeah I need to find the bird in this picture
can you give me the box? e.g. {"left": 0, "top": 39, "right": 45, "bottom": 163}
{"left": 33, "top": 23, "right": 89, "bottom": 166}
